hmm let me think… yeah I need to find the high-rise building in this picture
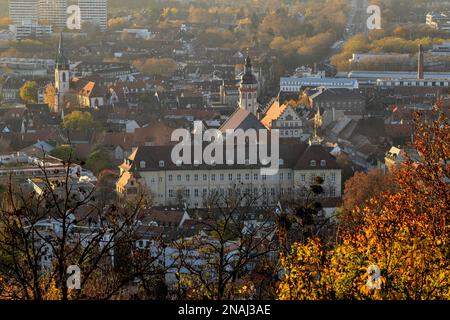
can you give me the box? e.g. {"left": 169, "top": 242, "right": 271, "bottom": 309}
{"left": 9, "top": 0, "right": 39, "bottom": 24}
{"left": 38, "top": 0, "right": 68, "bottom": 30}
{"left": 78, "top": 0, "right": 108, "bottom": 31}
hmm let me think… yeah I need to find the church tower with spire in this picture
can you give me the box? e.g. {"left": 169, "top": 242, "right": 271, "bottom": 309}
{"left": 55, "top": 33, "right": 70, "bottom": 113}
{"left": 239, "top": 54, "right": 258, "bottom": 116}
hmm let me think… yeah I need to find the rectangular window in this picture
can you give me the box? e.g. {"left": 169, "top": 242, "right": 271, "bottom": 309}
{"left": 220, "top": 174, "right": 224, "bottom": 181}
{"left": 228, "top": 173, "right": 233, "bottom": 181}
{"left": 245, "top": 173, "right": 250, "bottom": 181}
{"left": 331, "top": 173, "right": 336, "bottom": 183}
{"left": 203, "top": 174, "right": 207, "bottom": 181}
{"left": 194, "top": 189, "right": 199, "bottom": 197}
{"left": 168, "top": 175, "right": 172, "bottom": 182}
{"left": 330, "top": 187, "right": 336, "bottom": 197}
{"left": 168, "top": 189, "right": 174, "bottom": 198}
{"left": 194, "top": 174, "right": 199, "bottom": 181}
{"left": 177, "top": 175, "right": 181, "bottom": 181}
{"left": 254, "top": 173, "right": 258, "bottom": 180}
{"left": 211, "top": 174, "right": 216, "bottom": 181}
{"left": 186, "top": 175, "right": 190, "bottom": 181}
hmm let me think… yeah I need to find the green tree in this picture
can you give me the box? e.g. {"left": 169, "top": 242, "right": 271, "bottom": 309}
{"left": 86, "top": 145, "right": 113, "bottom": 175}
{"left": 19, "top": 81, "right": 38, "bottom": 104}
{"left": 50, "top": 145, "right": 76, "bottom": 162}
{"left": 63, "top": 111, "right": 97, "bottom": 132}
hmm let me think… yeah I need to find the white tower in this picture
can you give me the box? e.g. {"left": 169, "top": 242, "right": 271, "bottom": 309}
{"left": 239, "top": 55, "right": 258, "bottom": 116}
{"left": 55, "top": 33, "right": 69, "bottom": 113}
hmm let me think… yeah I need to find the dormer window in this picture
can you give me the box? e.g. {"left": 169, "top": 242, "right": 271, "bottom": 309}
{"left": 310, "top": 160, "right": 316, "bottom": 167}
{"left": 159, "top": 160, "right": 165, "bottom": 168}
{"left": 140, "top": 161, "right": 146, "bottom": 169}
{"left": 320, "top": 160, "right": 326, "bottom": 167}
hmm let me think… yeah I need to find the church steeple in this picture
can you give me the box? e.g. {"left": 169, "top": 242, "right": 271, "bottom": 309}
{"left": 56, "top": 33, "right": 69, "bottom": 70}
{"left": 54, "top": 33, "right": 70, "bottom": 113}
{"left": 239, "top": 53, "right": 258, "bottom": 115}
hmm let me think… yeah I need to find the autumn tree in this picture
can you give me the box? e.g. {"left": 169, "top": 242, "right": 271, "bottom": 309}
{"left": 43, "top": 84, "right": 56, "bottom": 111}
{"left": 132, "top": 58, "right": 177, "bottom": 79}
{"left": 341, "top": 169, "right": 396, "bottom": 227}
{"left": 19, "top": 81, "right": 38, "bottom": 104}
{"left": 278, "top": 106, "right": 450, "bottom": 300}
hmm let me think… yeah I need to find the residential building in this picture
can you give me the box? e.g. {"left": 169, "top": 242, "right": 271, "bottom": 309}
{"left": 307, "top": 87, "right": 366, "bottom": 115}
{"left": 426, "top": 12, "right": 450, "bottom": 31}
{"left": 261, "top": 100, "right": 306, "bottom": 139}
{"left": 9, "top": 21, "right": 52, "bottom": 39}
{"left": 116, "top": 141, "right": 342, "bottom": 208}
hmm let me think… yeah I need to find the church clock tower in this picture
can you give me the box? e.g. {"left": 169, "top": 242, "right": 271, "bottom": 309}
{"left": 55, "top": 33, "right": 70, "bottom": 113}
{"left": 239, "top": 55, "right": 258, "bottom": 116}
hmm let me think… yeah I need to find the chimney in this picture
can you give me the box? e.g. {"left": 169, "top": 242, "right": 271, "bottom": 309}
{"left": 417, "top": 44, "right": 424, "bottom": 80}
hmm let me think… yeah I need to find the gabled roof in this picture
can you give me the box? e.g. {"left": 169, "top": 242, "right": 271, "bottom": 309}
{"left": 261, "top": 100, "right": 287, "bottom": 128}
{"left": 79, "top": 81, "right": 106, "bottom": 97}
{"left": 123, "top": 141, "right": 339, "bottom": 172}
{"left": 93, "top": 132, "right": 135, "bottom": 149}
{"left": 294, "top": 144, "right": 341, "bottom": 170}
{"left": 219, "top": 108, "right": 266, "bottom": 133}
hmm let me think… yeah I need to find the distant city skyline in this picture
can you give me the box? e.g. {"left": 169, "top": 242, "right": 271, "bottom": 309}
{"left": 7, "top": 0, "right": 107, "bottom": 32}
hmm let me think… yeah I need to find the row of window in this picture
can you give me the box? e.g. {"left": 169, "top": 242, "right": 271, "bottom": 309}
{"left": 151, "top": 171, "right": 336, "bottom": 183}
{"left": 167, "top": 185, "right": 337, "bottom": 198}
{"left": 316, "top": 101, "right": 364, "bottom": 108}
{"left": 166, "top": 172, "right": 292, "bottom": 182}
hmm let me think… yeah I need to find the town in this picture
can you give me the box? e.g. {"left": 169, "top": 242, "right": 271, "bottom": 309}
{"left": 0, "top": 0, "right": 449, "bottom": 301}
